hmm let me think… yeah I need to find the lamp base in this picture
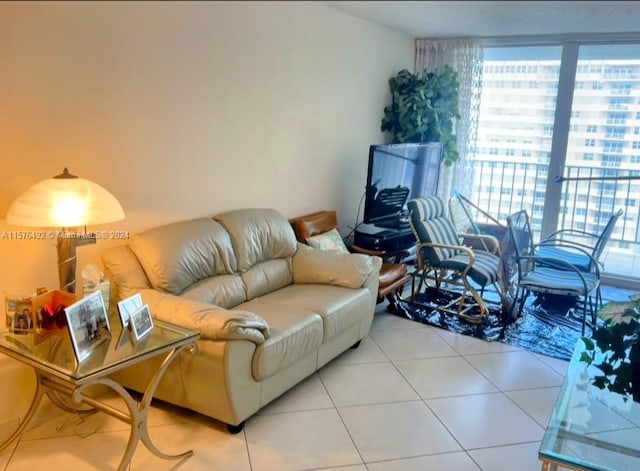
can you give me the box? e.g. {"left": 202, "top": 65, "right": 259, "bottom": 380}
{"left": 57, "top": 237, "right": 77, "bottom": 294}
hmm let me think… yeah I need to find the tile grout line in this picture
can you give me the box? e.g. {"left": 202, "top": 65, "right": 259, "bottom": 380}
{"left": 459, "top": 349, "right": 562, "bottom": 434}
{"left": 371, "top": 312, "right": 546, "bottom": 464}
{"left": 242, "top": 427, "right": 254, "bottom": 471}
{"left": 316, "top": 367, "right": 368, "bottom": 469}
{"left": 369, "top": 322, "right": 474, "bottom": 461}
{"left": 2, "top": 436, "right": 19, "bottom": 471}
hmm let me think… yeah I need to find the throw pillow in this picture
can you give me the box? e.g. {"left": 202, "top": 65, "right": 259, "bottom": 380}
{"left": 306, "top": 228, "right": 349, "bottom": 253}
{"left": 292, "top": 244, "right": 382, "bottom": 289}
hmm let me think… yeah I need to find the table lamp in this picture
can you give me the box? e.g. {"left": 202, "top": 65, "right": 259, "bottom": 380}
{"left": 5, "top": 168, "right": 125, "bottom": 293}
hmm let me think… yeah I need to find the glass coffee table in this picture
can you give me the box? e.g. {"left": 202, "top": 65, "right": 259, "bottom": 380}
{"left": 539, "top": 339, "right": 640, "bottom": 470}
{"left": 0, "top": 319, "right": 199, "bottom": 471}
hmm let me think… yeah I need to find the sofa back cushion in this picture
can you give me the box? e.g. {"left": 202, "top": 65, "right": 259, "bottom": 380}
{"left": 128, "top": 218, "right": 238, "bottom": 295}
{"left": 215, "top": 209, "right": 297, "bottom": 270}
{"left": 241, "top": 259, "right": 293, "bottom": 300}
{"left": 180, "top": 274, "right": 247, "bottom": 308}
{"left": 215, "top": 209, "right": 297, "bottom": 299}
{"left": 102, "top": 245, "right": 152, "bottom": 299}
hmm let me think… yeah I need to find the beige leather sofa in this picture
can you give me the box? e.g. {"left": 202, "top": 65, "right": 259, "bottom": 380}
{"left": 102, "top": 208, "right": 381, "bottom": 432}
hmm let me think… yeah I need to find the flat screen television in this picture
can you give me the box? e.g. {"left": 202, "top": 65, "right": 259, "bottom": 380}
{"left": 363, "top": 142, "right": 442, "bottom": 227}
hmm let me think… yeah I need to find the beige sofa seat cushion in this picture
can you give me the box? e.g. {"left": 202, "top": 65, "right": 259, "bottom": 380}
{"left": 181, "top": 274, "right": 246, "bottom": 308}
{"left": 255, "top": 284, "right": 371, "bottom": 342}
{"left": 235, "top": 299, "right": 323, "bottom": 381}
{"left": 128, "top": 218, "right": 238, "bottom": 295}
{"left": 215, "top": 209, "right": 297, "bottom": 273}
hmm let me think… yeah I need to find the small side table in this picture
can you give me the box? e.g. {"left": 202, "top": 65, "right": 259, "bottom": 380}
{"left": 539, "top": 339, "right": 640, "bottom": 470}
{"left": 0, "top": 319, "right": 199, "bottom": 470}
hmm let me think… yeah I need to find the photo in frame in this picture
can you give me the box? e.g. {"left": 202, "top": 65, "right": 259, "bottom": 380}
{"left": 130, "top": 304, "right": 153, "bottom": 342}
{"left": 64, "top": 290, "right": 111, "bottom": 363}
{"left": 116, "top": 293, "right": 143, "bottom": 328}
{"left": 4, "top": 295, "right": 34, "bottom": 336}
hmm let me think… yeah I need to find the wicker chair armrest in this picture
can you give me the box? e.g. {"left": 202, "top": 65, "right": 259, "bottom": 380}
{"left": 458, "top": 233, "right": 501, "bottom": 255}
{"left": 416, "top": 241, "right": 475, "bottom": 267}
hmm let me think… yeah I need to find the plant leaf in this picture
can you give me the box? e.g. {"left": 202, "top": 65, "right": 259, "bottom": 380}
{"left": 582, "top": 337, "right": 595, "bottom": 350}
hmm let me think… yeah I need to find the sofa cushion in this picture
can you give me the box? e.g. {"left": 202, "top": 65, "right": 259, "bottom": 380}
{"left": 102, "top": 245, "right": 151, "bottom": 298}
{"left": 215, "top": 209, "right": 297, "bottom": 273}
{"left": 292, "top": 244, "right": 381, "bottom": 289}
{"left": 306, "top": 228, "right": 349, "bottom": 253}
{"left": 236, "top": 299, "right": 323, "bottom": 381}
{"left": 241, "top": 259, "right": 293, "bottom": 300}
{"left": 128, "top": 218, "right": 237, "bottom": 295}
{"left": 254, "top": 284, "right": 370, "bottom": 342}
{"left": 180, "top": 274, "right": 246, "bottom": 308}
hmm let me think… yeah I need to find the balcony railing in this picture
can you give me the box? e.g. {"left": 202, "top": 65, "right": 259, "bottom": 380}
{"left": 467, "top": 160, "right": 640, "bottom": 280}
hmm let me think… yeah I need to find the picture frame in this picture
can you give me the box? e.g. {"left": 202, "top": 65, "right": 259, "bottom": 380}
{"left": 116, "top": 293, "right": 143, "bottom": 328}
{"left": 129, "top": 304, "right": 153, "bottom": 342}
{"left": 31, "top": 289, "right": 78, "bottom": 345}
{"left": 5, "top": 295, "right": 34, "bottom": 336}
{"left": 64, "top": 290, "right": 111, "bottom": 363}
{"left": 114, "top": 326, "right": 133, "bottom": 350}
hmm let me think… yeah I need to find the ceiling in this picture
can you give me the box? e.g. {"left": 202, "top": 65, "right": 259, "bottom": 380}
{"left": 323, "top": 1, "right": 640, "bottom": 39}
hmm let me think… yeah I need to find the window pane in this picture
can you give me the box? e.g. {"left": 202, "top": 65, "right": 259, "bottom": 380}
{"left": 471, "top": 44, "right": 640, "bottom": 280}
{"left": 473, "top": 46, "right": 562, "bottom": 233}
{"left": 563, "top": 44, "right": 640, "bottom": 278}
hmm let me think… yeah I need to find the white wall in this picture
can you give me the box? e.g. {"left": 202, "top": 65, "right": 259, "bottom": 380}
{"left": 0, "top": 2, "right": 413, "bottom": 425}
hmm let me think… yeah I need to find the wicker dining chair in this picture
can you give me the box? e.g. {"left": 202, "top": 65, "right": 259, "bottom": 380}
{"left": 407, "top": 196, "right": 501, "bottom": 323}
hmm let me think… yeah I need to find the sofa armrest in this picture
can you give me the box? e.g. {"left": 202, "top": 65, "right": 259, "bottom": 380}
{"left": 292, "top": 243, "right": 382, "bottom": 289}
{"left": 139, "top": 289, "right": 270, "bottom": 344}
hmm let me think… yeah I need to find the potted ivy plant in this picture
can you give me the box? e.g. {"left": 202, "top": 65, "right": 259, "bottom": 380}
{"left": 580, "top": 294, "right": 640, "bottom": 402}
{"left": 380, "top": 65, "right": 460, "bottom": 166}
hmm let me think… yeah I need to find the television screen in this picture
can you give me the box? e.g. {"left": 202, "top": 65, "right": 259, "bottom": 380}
{"left": 363, "top": 143, "right": 442, "bottom": 226}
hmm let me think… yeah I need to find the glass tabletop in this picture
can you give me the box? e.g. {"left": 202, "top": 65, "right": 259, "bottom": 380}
{"left": 0, "top": 319, "right": 199, "bottom": 382}
{"left": 539, "top": 339, "right": 640, "bottom": 470}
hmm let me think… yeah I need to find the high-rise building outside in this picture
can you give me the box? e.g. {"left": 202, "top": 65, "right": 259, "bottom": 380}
{"left": 471, "top": 49, "right": 640, "bottom": 279}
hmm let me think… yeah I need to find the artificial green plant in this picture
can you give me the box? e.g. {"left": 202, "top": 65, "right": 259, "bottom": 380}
{"left": 380, "top": 65, "right": 460, "bottom": 166}
{"left": 580, "top": 294, "right": 640, "bottom": 401}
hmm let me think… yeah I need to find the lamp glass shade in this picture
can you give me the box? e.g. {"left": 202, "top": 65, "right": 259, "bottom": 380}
{"left": 6, "top": 173, "right": 124, "bottom": 228}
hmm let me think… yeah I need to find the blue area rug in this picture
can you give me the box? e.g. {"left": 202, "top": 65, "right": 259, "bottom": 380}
{"left": 400, "top": 287, "right": 591, "bottom": 360}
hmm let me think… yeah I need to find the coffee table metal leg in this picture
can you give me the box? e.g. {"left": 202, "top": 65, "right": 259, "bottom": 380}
{"left": 46, "top": 386, "right": 96, "bottom": 414}
{"left": 133, "top": 342, "right": 197, "bottom": 463}
{"left": 72, "top": 342, "right": 197, "bottom": 471}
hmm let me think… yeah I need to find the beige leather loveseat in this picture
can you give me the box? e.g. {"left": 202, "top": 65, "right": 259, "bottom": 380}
{"left": 102, "top": 208, "right": 381, "bottom": 431}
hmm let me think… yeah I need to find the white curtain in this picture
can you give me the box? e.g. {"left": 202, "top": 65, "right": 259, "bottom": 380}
{"left": 415, "top": 39, "right": 483, "bottom": 201}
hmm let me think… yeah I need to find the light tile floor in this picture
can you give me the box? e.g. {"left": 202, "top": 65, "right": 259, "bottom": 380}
{"left": 0, "top": 303, "right": 574, "bottom": 471}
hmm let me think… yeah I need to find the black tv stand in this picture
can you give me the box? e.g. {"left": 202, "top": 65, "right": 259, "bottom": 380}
{"left": 354, "top": 222, "right": 415, "bottom": 254}
{"left": 374, "top": 218, "right": 410, "bottom": 231}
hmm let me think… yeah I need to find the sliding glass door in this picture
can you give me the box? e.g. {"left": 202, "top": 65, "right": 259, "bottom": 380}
{"left": 473, "top": 46, "right": 562, "bottom": 229}
{"left": 563, "top": 44, "right": 640, "bottom": 281}
{"left": 471, "top": 42, "right": 640, "bottom": 285}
